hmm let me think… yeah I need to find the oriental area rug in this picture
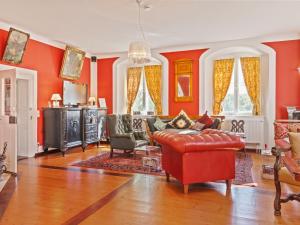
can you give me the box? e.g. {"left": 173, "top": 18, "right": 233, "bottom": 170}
{"left": 71, "top": 150, "right": 255, "bottom": 186}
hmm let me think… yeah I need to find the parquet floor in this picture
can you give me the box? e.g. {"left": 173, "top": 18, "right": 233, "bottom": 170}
{"left": 0, "top": 145, "right": 299, "bottom": 225}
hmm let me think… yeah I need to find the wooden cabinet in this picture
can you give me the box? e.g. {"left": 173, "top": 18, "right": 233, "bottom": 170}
{"left": 43, "top": 107, "right": 107, "bottom": 156}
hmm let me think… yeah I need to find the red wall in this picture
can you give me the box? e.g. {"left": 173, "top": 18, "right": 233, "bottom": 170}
{"left": 161, "top": 49, "right": 207, "bottom": 116}
{"left": 0, "top": 28, "right": 91, "bottom": 145}
{"left": 97, "top": 57, "right": 118, "bottom": 114}
{"left": 97, "top": 40, "right": 300, "bottom": 119}
{"left": 264, "top": 40, "right": 300, "bottom": 119}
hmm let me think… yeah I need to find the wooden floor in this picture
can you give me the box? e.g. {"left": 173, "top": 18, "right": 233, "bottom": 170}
{"left": 0, "top": 145, "right": 300, "bottom": 225}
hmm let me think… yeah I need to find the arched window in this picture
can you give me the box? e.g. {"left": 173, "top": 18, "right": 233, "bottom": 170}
{"left": 132, "top": 68, "right": 155, "bottom": 115}
{"left": 222, "top": 57, "right": 253, "bottom": 115}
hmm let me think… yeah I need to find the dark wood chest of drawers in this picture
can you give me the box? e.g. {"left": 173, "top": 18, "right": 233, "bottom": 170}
{"left": 43, "top": 107, "right": 107, "bottom": 156}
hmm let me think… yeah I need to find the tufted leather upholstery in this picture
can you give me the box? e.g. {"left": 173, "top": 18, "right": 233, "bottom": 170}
{"left": 152, "top": 129, "right": 245, "bottom": 193}
{"left": 153, "top": 129, "right": 245, "bottom": 153}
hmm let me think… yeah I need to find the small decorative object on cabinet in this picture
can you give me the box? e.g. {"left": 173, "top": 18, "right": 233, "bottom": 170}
{"left": 174, "top": 59, "right": 193, "bottom": 102}
{"left": 82, "top": 108, "right": 100, "bottom": 150}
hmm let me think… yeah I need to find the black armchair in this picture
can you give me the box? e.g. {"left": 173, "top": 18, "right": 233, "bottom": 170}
{"left": 107, "top": 114, "right": 149, "bottom": 158}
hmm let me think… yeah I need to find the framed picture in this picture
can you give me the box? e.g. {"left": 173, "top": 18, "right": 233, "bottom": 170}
{"left": 60, "top": 46, "right": 86, "bottom": 80}
{"left": 2, "top": 28, "right": 30, "bottom": 64}
{"left": 98, "top": 98, "right": 107, "bottom": 109}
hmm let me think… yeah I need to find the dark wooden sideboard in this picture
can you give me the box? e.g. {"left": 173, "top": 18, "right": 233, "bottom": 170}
{"left": 43, "top": 107, "right": 107, "bottom": 156}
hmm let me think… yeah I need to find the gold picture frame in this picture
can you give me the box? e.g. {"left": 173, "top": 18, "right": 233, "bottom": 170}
{"left": 60, "top": 46, "right": 86, "bottom": 80}
{"left": 174, "top": 59, "right": 193, "bottom": 102}
{"left": 2, "top": 28, "right": 30, "bottom": 64}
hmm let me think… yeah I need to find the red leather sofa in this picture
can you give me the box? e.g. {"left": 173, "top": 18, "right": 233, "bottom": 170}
{"left": 153, "top": 129, "right": 245, "bottom": 193}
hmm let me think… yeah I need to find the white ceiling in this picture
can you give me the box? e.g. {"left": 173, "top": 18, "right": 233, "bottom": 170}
{"left": 0, "top": 0, "right": 299, "bottom": 55}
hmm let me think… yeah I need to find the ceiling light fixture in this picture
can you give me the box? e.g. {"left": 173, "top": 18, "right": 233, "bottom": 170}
{"left": 128, "top": 0, "right": 151, "bottom": 65}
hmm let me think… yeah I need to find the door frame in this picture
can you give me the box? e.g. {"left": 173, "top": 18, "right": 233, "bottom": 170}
{"left": 0, "top": 64, "right": 37, "bottom": 157}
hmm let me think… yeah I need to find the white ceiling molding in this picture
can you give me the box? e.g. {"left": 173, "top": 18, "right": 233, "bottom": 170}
{"left": 0, "top": 20, "right": 92, "bottom": 58}
{"left": 96, "top": 33, "right": 300, "bottom": 59}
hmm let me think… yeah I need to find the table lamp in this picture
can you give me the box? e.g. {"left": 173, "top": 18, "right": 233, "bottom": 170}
{"left": 51, "top": 93, "right": 62, "bottom": 107}
{"left": 88, "top": 96, "right": 96, "bottom": 106}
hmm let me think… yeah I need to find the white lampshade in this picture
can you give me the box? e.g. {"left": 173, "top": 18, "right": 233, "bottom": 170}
{"left": 88, "top": 97, "right": 96, "bottom": 103}
{"left": 128, "top": 41, "right": 151, "bottom": 65}
{"left": 51, "top": 93, "right": 62, "bottom": 101}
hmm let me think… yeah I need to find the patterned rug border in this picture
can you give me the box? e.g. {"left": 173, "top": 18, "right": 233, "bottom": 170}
{"left": 71, "top": 151, "right": 255, "bottom": 186}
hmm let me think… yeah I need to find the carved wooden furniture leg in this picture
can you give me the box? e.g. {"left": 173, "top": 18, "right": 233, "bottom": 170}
{"left": 166, "top": 172, "right": 170, "bottom": 182}
{"left": 183, "top": 184, "right": 189, "bottom": 194}
{"left": 273, "top": 147, "right": 282, "bottom": 216}
{"left": 226, "top": 179, "right": 232, "bottom": 190}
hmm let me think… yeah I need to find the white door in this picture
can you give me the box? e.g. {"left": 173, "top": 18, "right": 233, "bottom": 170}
{"left": 17, "top": 79, "right": 29, "bottom": 157}
{"left": 0, "top": 69, "right": 17, "bottom": 173}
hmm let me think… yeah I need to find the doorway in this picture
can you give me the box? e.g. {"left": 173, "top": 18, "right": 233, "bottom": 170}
{"left": 16, "top": 79, "right": 29, "bottom": 158}
{"left": 0, "top": 65, "right": 37, "bottom": 174}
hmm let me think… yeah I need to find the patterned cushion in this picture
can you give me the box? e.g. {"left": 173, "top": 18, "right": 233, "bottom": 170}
{"left": 116, "top": 115, "right": 125, "bottom": 134}
{"left": 168, "top": 110, "right": 194, "bottom": 129}
{"left": 190, "top": 122, "right": 206, "bottom": 131}
{"left": 197, "top": 111, "right": 214, "bottom": 128}
{"left": 274, "top": 123, "right": 289, "bottom": 140}
{"left": 287, "top": 123, "right": 300, "bottom": 133}
{"left": 154, "top": 117, "right": 167, "bottom": 131}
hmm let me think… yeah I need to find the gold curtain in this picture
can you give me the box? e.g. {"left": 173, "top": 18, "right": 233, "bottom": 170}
{"left": 213, "top": 59, "right": 234, "bottom": 115}
{"left": 144, "top": 65, "right": 162, "bottom": 115}
{"left": 127, "top": 67, "right": 142, "bottom": 113}
{"left": 240, "top": 57, "right": 261, "bottom": 115}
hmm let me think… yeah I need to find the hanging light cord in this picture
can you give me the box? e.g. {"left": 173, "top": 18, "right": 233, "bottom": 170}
{"left": 137, "top": 0, "right": 146, "bottom": 41}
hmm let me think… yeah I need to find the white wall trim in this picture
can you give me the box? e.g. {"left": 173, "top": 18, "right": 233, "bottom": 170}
{"left": 90, "top": 59, "right": 98, "bottom": 99}
{"left": 0, "top": 20, "right": 92, "bottom": 57}
{"left": 199, "top": 43, "right": 276, "bottom": 149}
{"left": 95, "top": 33, "right": 299, "bottom": 59}
{"left": 0, "top": 64, "right": 38, "bottom": 157}
{"left": 112, "top": 51, "right": 169, "bottom": 115}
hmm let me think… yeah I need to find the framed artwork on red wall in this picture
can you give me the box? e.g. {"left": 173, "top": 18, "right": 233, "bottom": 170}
{"left": 174, "top": 59, "right": 193, "bottom": 102}
{"left": 60, "top": 45, "right": 86, "bottom": 80}
{"left": 2, "top": 27, "right": 30, "bottom": 64}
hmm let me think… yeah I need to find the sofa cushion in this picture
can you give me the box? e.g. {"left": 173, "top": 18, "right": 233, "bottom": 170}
{"left": 210, "top": 118, "right": 221, "bottom": 129}
{"left": 154, "top": 117, "right": 167, "bottom": 130}
{"left": 197, "top": 111, "right": 214, "bottom": 128}
{"left": 190, "top": 122, "right": 206, "bottom": 131}
{"left": 146, "top": 117, "right": 158, "bottom": 133}
{"left": 274, "top": 122, "right": 289, "bottom": 140}
{"left": 288, "top": 132, "right": 300, "bottom": 158}
{"left": 168, "top": 110, "right": 194, "bottom": 129}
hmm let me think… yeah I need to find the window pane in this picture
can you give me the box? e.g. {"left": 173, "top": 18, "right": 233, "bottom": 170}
{"left": 221, "top": 69, "right": 235, "bottom": 113}
{"left": 132, "top": 69, "right": 155, "bottom": 115}
{"left": 237, "top": 60, "right": 253, "bottom": 113}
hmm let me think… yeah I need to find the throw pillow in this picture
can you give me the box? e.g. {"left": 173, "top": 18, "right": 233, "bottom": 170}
{"left": 210, "top": 118, "right": 221, "bottom": 129}
{"left": 168, "top": 110, "right": 194, "bottom": 129}
{"left": 197, "top": 111, "right": 214, "bottom": 128}
{"left": 190, "top": 122, "right": 206, "bottom": 131}
{"left": 274, "top": 123, "right": 289, "bottom": 140}
{"left": 288, "top": 132, "right": 300, "bottom": 158}
{"left": 154, "top": 117, "right": 167, "bottom": 131}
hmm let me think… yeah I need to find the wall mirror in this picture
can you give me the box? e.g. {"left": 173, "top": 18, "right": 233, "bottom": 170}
{"left": 175, "top": 59, "right": 193, "bottom": 102}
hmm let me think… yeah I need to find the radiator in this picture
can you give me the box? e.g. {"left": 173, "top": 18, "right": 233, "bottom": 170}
{"left": 222, "top": 117, "right": 265, "bottom": 149}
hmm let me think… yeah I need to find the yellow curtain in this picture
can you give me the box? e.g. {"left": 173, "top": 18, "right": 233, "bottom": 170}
{"left": 240, "top": 57, "right": 261, "bottom": 115}
{"left": 144, "top": 65, "right": 162, "bottom": 115}
{"left": 213, "top": 59, "right": 234, "bottom": 115}
{"left": 127, "top": 67, "right": 142, "bottom": 113}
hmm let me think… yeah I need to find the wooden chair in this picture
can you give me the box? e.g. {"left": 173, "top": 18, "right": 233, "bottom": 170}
{"left": 231, "top": 120, "right": 246, "bottom": 153}
{"left": 272, "top": 143, "right": 300, "bottom": 216}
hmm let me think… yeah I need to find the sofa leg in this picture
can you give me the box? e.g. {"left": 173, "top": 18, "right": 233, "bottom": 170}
{"left": 166, "top": 172, "right": 170, "bottom": 182}
{"left": 226, "top": 179, "right": 232, "bottom": 190}
{"left": 183, "top": 184, "right": 189, "bottom": 194}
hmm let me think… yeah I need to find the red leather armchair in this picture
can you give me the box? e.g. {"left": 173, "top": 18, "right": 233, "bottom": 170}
{"left": 153, "top": 129, "right": 245, "bottom": 193}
